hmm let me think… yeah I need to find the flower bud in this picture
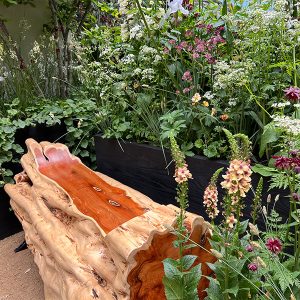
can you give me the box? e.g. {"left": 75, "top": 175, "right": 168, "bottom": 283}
{"left": 249, "top": 222, "right": 260, "bottom": 235}
{"left": 210, "top": 249, "right": 223, "bottom": 259}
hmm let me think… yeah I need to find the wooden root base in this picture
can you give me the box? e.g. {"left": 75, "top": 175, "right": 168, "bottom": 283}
{"left": 5, "top": 139, "right": 215, "bottom": 300}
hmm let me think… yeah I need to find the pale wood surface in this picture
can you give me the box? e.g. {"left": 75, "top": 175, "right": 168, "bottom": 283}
{"left": 5, "top": 139, "right": 214, "bottom": 300}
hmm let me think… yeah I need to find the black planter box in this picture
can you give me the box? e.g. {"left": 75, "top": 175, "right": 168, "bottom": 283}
{"left": 0, "top": 122, "right": 66, "bottom": 240}
{"left": 95, "top": 135, "right": 289, "bottom": 228}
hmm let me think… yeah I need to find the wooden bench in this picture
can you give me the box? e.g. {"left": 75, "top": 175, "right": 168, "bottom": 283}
{"left": 5, "top": 139, "right": 215, "bottom": 300}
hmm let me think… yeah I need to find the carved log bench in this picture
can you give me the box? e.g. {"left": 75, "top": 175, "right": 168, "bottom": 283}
{"left": 4, "top": 139, "right": 215, "bottom": 300}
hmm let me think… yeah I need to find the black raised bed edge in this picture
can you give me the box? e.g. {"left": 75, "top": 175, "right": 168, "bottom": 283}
{"left": 95, "top": 134, "right": 288, "bottom": 228}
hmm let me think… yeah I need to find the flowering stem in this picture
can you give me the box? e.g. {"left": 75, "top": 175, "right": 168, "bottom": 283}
{"left": 132, "top": 0, "right": 182, "bottom": 93}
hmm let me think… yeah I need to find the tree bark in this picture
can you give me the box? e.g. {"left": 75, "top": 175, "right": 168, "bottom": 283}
{"left": 5, "top": 139, "right": 215, "bottom": 300}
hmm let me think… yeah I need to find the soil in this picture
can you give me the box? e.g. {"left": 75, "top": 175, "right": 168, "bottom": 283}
{"left": 0, "top": 232, "right": 44, "bottom": 300}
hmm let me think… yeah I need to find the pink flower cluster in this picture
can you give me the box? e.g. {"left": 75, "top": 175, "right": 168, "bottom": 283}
{"left": 221, "top": 159, "right": 252, "bottom": 197}
{"left": 203, "top": 184, "right": 219, "bottom": 219}
{"left": 174, "top": 164, "right": 193, "bottom": 184}
{"left": 182, "top": 70, "right": 192, "bottom": 82}
{"left": 284, "top": 86, "right": 300, "bottom": 102}
{"left": 165, "top": 24, "right": 225, "bottom": 65}
{"left": 265, "top": 237, "right": 282, "bottom": 255}
{"left": 273, "top": 153, "right": 300, "bottom": 172}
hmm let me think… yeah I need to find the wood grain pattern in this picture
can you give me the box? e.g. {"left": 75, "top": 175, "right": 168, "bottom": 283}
{"left": 5, "top": 139, "right": 215, "bottom": 300}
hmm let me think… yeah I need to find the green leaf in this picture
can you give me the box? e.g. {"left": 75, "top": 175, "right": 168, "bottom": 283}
{"left": 163, "top": 259, "right": 181, "bottom": 279}
{"left": 259, "top": 124, "right": 281, "bottom": 158}
{"left": 237, "top": 220, "right": 249, "bottom": 235}
{"left": 203, "top": 144, "right": 218, "bottom": 158}
{"left": 163, "top": 276, "right": 184, "bottom": 300}
{"left": 252, "top": 164, "right": 277, "bottom": 177}
{"left": 194, "top": 139, "right": 203, "bottom": 149}
{"left": 181, "top": 255, "right": 198, "bottom": 270}
{"left": 205, "top": 277, "right": 222, "bottom": 300}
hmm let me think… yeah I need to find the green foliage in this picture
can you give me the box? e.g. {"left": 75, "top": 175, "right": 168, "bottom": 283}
{"left": 163, "top": 258, "right": 202, "bottom": 300}
{"left": 0, "top": 97, "right": 102, "bottom": 186}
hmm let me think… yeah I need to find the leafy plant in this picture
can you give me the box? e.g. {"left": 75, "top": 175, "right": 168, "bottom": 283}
{"left": 162, "top": 135, "right": 201, "bottom": 300}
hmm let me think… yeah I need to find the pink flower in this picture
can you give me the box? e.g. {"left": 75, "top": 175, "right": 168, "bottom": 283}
{"left": 284, "top": 86, "right": 300, "bottom": 102}
{"left": 196, "top": 43, "right": 205, "bottom": 53}
{"left": 265, "top": 238, "right": 282, "bottom": 255}
{"left": 174, "top": 164, "right": 193, "bottom": 184}
{"left": 203, "top": 184, "right": 219, "bottom": 219}
{"left": 192, "top": 52, "right": 199, "bottom": 59}
{"left": 206, "top": 24, "right": 213, "bottom": 33}
{"left": 248, "top": 262, "right": 258, "bottom": 271}
{"left": 221, "top": 159, "right": 252, "bottom": 197}
{"left": 185, "top": 30, "right": 193, "bottom": 37}
{"left": 205, "top": 53, "right": 216, "bottom": 64}
{"left": 245, "top": 244, "right": 254, "bottom": 252}
{"left": 273, "top": 156, "right": 300, "bottom": 170}
{"left": 169, "top": 39, "right": 176, "bottom": 45}
{"left": 163, "top": 47, "right": 170, "bottom": 54}
{"left": 226, "top": 214, "right": 237, "bottom": 229}
{"left": 183, "top": 86, "right": 193, "bottom": 94}
{"left": 182, "top": 70, "right": 193, "bottom": 82}
{"left": 187, "top": 45, "right": 193, "bottom": 52}
{"left": 176, "top": 90, "right": 180, "bottom": 95}
{"left": 179, "top": 41, "right": 188, "bottom": 49}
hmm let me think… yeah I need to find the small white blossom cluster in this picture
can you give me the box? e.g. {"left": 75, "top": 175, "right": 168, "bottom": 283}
{"left": 274, "top": 0, "right": 289, "bottom": 12}
{"left": 272, "top": 115, "right": 300, "bottom": 135}
{"left": 213, "top": 60, "right": 253, "bottom": 90}
{"left": 203, "top": 91, "right": 215, "bottom": 100}
{"left": 129, "top": 24, "right": 143, "bottom": 40}
{"left": 118, "top": 0, "right": 129, "bottom": 15}
{"left": 139, "top": 46, "right": 162, "bottom": 64}
{"left": 121, "top": 54, "right": 136, "bottom": 65}
{"left": 120, "top": 23, "right": 130, "bottom": 42}
{"left": 272, "top": 101, "right": 291, "bottom": 108}
{"left": 228, "top": 98, "right": 238, "bottom": 107}
{"left": 141, "top": 68, "right": 155, "bottom": 81}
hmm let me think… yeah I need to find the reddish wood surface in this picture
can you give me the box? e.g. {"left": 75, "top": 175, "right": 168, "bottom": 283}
{"left": 34, "top": 146, "right": 146, "bottom": 234}
{"left": 128, "top": 224, "right": 215, "bottom": 300}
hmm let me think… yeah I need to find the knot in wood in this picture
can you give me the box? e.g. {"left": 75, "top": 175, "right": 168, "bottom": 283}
{"left": 108, "top": 200, "right": 120, "bottom": 207}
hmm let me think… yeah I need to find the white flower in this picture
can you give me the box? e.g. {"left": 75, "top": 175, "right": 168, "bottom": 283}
{"left": 272, "top": 101, "right": 291, "bottom": 108}
{"left": 130, "top": 25, "right": 143, "bottom": 40}
{"left": 121, "top": 23, "right": 129, "bottom": 41}
{"left": 0, "top": 76, "right": 4, "bottom": 82}
{"left": 165, "top": 0, "right": 189, "bottom": 18}
{"left": 272, "top": 115, "right": 300, "bottom": 135}
{"left": 203, "top": 91, "right": 214, "bottom": 100}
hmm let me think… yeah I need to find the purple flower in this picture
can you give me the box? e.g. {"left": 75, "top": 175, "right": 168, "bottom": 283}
{"left": 266, "top": 238, "right": 282, "bottom": 255}
{"left": 245, "top": 244, "right": 254, "bottom": 252}
{"left": 273, "top": 155, "right": 300, "bottom": 171}
{"left": 204, "top": 53, "right": 216, "bottom": 64}
{"left": 289, "top": 150, "right": 299, "bottom": 157}
{"left": 284, "top": 86, "right": 300, "bottom": 102}
{"left": 248, "top": 263, "right": 258, "bottom": 271}
{"left": 292, "top": 193, "right": 300, "bottom": 201}
{"left": 295, "top": 166, "right": 300, "bottom": 174}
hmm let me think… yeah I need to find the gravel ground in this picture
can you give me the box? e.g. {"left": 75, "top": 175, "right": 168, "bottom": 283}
{"left": 0, "top": 232, "right": 44, "bottom": 300}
